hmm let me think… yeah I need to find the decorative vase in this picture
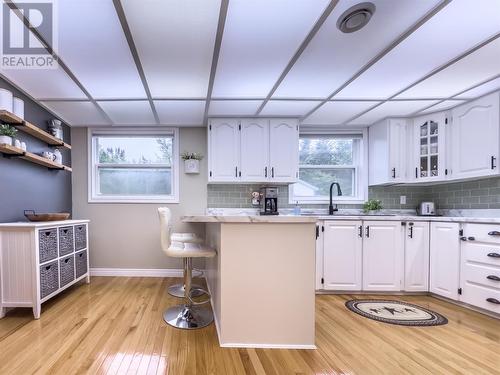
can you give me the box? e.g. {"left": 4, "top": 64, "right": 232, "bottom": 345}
{"left": 0, "top": 135, "right": 12, "bottom": 145}
{"left": 184, "top": 159, "right": 200, "bottom": 174}
{"left": 0, "top": 88, "right": 13, "bottom": 112}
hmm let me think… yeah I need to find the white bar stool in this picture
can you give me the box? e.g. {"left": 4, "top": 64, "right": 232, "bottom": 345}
{"left": 158, "top": 208, "right": 216, "bottom": 329}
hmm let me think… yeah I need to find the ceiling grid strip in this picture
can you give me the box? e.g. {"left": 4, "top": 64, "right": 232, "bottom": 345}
{"left": 113, "top": 0, "right": 160, "bottom": 125}
{"left": 4, "top": 0, "right": 114, "bottom": 125}
{"left": 301, "top": 0, "right": 452, "bottom": 121}
{"left": 203, "top": 0, "right": 230, "bottom": 124}
{"left": 410, "top": 72, "right": 500, "bottom": 116}
{"left": 344, "top": 31, "right": 500, "bottom": 124}
{"left": 254, "top": 0, "right": 340, "bottom": 115}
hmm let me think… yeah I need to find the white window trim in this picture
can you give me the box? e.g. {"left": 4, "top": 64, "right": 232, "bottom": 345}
{"left": 289, "top": 128, "right": 368, "bottom": 205}
{"left": 87, "top": 127, "right": 180, "bottom": 204}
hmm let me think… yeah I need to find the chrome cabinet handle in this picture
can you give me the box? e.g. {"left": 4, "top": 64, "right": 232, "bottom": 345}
{"left": 358, "top": 225, "right": 363, "bottom": 238}
{"left": 488, "top": 231, "right": 500, "bottom": 236}
{"left": 491, "top": 155, "right": 497, "bottom": 170}
{"left": 487, "top": 252, "right": 500, "bottom": 258}
{"left": 265, "top": 167, "right": 267, "bottom": 178}
{"left": 392, "top": 168, "right": 396, "bottom": 178}
{"left": 235, "top": 166, "right": 237, "bottom": 178}
{"left": 271, "top": 167, "right": 274, "bottom": 178}
{"left": 365, "top": 226, "right": 370, "bottom": 238}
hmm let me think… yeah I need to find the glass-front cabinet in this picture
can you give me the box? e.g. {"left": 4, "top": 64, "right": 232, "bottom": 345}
{"left": 412, "top": 112, "right": 447, "bottom": 182}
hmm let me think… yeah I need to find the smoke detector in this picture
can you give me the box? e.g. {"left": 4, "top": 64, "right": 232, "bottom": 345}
{"left": 337, "top": 2, "right": 376, "bottom": 33}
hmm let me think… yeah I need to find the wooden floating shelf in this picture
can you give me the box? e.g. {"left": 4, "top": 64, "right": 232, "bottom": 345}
{"left": 0, "top": 110, "right": 71, "bottom": 150}
{"left": 0, "top": 143, "right": 71, "bottom": 172}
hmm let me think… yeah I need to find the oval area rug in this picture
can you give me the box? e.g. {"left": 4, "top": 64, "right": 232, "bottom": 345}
{"left": 345, "top": 299, "right": 448, "bottom": 326}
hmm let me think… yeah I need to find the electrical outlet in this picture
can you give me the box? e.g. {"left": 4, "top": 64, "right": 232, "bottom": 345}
{"left": 400, "top": 195, "right": 406, "bottom": 205}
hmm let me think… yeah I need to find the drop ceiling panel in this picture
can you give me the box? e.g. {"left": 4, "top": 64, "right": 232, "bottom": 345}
{"left": 260, "top": 100, "right": 319, "bottom": 116}
{"left": 57, "top": 0, "right": 145, "bottom": 99}
{"left": 154, "top": 100, "right": 205, "bottom": 125}
{"left": 397, "top": 37, "right": 500, "bottom": 99}
{"left": 337, "top": 0, "right": 500, "bottom": 100}
{"left": 208, "top": 100, "right": 263, "bottom": 116}
{"left": 454, "top": 77, "right": 500, "bottom": 99}
{"left": 41, "top": 101, "right": 109, "bottom": 126}
{"left": 302, "top": 101, "right": 381, "bottom": 125}
{"left": 416, "top": 100, "right": 466, "bottom": 114}
{"left": 212, "top": 0, "right": 330, "bottom": 98}
{"left": 350, "top": 100, "right": 439, "bottom": 125}
{"left": 0, "top": 68, "right": 87, "bottom": 99}
{"left": 122, "top": 0, "right": 220, "bottom": 98}
{"left": 98, "top": 101, "right": 155, "bottom": 125}
{"left": 273, "top": 0, "right": 440, "bottom": 99}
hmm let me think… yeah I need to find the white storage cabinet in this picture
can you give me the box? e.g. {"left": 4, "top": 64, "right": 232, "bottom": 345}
{"left": 208, "top": 118, "right": 299, "bottom": 183}
{"left": 429, "top": 222, "right": 460, "bottom": 300}
{"left": 0, "top": 220, "right": 90, "bottom": 319}
{"left": 404, "top": 221, "right": 430, "bottom": 291}
{"left": 368, "top": 118, "right": 407, "bottom": 185}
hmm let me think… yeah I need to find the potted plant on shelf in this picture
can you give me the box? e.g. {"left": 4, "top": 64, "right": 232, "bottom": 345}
{"left": 363, "top": 199, "right": 383, "bottom": 214}
{"left": 0, "top": 124, "right": 17, "bottom": 146}
{"left": 181, "top": 152, "right": 203, "bottom": 174}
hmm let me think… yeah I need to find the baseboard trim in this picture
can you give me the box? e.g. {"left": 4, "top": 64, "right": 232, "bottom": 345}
{"left": 220, "top": 343, "right": 317, "bottom": 350}
{"left": 90, "top": 268, "right": 183, "bottom": 277}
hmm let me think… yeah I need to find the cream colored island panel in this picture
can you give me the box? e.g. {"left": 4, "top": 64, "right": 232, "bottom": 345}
{"left": 186, "top": 216, "right": 316, "bottom": 349}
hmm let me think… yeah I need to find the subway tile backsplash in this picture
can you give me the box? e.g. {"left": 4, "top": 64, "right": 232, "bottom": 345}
{"left": 207, "top": 176, "right": 500, "bottom": 210}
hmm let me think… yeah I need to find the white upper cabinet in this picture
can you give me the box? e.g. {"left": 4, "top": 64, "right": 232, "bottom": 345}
{"left": 411, "top": 112, "right": 447, "bottom": 182}
{"left": 268, "top": 119, "right": 299, "bottom": 183}
{"left": 240, "top": 119, "right": 269, "bottom": 182}
{"left": 323, "top": 221, "right": 363, "bottom": 291}
{"left": 404, "top": 222, "right": 430, "bottom": 292}
{"left": 451, "top": 92, "right": 500, "bottom": 180}
{"left": 362, "top": 221, "right": 404, "bottom": 291}
{"left": 208, "top": 118, "right": 298, "bottom": 183}
{"left": 208, "top": 119, "right": 240, "bottom": 182}
{"left": 430, "top": 222, "right": 460, "bottom": 300}
{"left": 368, "top": 119, "right": 407, "bottom": 185}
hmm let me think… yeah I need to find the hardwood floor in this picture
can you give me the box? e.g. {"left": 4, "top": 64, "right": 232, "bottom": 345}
{"left": 0, "top": 277, "right": 499, "bottom": 375}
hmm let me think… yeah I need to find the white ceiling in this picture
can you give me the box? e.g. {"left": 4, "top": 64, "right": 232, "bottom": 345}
{"left": 1, "top": 0, "right": 500, "bottom": 127}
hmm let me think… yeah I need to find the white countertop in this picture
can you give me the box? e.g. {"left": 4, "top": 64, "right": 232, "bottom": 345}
{"left": 0, "top": 219, "right": 89, "bottom": 228}
{"left": 182, "top": 215, "right": 317, "bottom": 223}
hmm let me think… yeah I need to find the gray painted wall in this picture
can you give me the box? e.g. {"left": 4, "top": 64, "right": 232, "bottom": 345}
{"left": 71, "top": 127, "right": 208, "bottom": 269}
{"left": 0, "top": 78, "right": 71, "bottom": 222}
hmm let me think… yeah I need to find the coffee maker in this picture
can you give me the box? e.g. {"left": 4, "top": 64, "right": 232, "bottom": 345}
{"left": 260, "top": 187, "right": 279, "bottom": 215}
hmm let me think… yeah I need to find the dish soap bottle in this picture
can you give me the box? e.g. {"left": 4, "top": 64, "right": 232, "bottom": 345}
{"left": 293, "top": 201, "right": 301, "bottom": 215}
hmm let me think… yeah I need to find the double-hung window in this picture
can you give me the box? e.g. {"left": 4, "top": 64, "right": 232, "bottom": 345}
{"left": 289, "top": 132, "right": 366, "bottom": 204}
{"left": 89, "top": 129, "right": 179, "bottom": 203}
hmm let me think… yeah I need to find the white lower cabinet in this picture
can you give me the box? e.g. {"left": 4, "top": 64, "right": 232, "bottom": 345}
{"left": 404, "top": 221, "right": 430, "bottom": 291}
{"left": 460, "top": 223, "right": 500, "bottom": 314}
{"left": 323, "top": 220, "right": 363, "bottom": 291}
{"left": 320, "top": 220, "right": 403, "bottom": 292}
{"left": 430, "top": 222, "right": 460, "bottom": 300}
{"left": 362, "top": 221, "right": 404, "bottom": 291}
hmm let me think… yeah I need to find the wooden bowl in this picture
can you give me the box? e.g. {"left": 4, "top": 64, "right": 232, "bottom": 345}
{"left": 24, "top": 210, "right": 70, "bottom": 222}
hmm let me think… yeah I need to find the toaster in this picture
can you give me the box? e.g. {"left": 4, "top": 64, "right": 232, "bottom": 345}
{"left": 417, "top": 202, "right": 436, "bottom": 216}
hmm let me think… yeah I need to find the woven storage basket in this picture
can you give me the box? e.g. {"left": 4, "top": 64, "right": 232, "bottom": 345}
{"left": 59, "top": 255, "right": 75, "bottom": 287}
{"left": 75, "top": 250, "right": 88, "bottom": 278}
{"left": 40, "top": 261, "right": 59, "bottom": 298}
{"left": 38, "top": 228, "right": 58, "bottom": 263}
{"left": 59, "top": 226, "right": 74, "bottom": 256}
{"left": 75, "top": 224, "right": 87, "bottom": 250}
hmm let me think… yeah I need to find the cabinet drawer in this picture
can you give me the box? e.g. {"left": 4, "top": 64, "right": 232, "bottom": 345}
{"left": 461, "top": 283, "right": 500, "bottom": 314}
{"left": 40, "top": 261, "right": 59, "bottom": 299}
{"left": 462, "top": 263, "right": 500, "bottom": 290}
{"left": 462, "top": 242, "right": 500, "bottom": 267}
{"left": 59, "top": 255, "right": 75, "bottom": 288}
{"left": 75, "top": 224, "right": 87, "bottom": 250}
{"left": 38, "top": 228, "right": 58, "bottom": 263}
{"left": 75, "top": 250, "right": 88, "bottom": 279}
{"left": 463, "top": 223, "right": 500, "bottom": 244}
{"left": 59, "top": 226, "right": 74, "bottom": 256}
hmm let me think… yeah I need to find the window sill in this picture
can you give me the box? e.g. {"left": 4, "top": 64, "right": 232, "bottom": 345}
{"left": 88, "top": 197, "right": 179, "bottom": 204}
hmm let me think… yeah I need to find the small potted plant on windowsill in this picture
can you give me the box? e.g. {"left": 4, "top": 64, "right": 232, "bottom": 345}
{"left": 181, "top": 152, "right": 203, "bottom": 174}
{"left": 0, "top": 124, "right": 17, "bottom": 146}
{"left": 363, "top": 199, "right": 383, "bottom": 215}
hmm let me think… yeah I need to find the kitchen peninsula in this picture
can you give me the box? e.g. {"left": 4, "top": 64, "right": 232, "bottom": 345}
{"left": 182, "top": 215, "right": 317, "bottom": 349}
